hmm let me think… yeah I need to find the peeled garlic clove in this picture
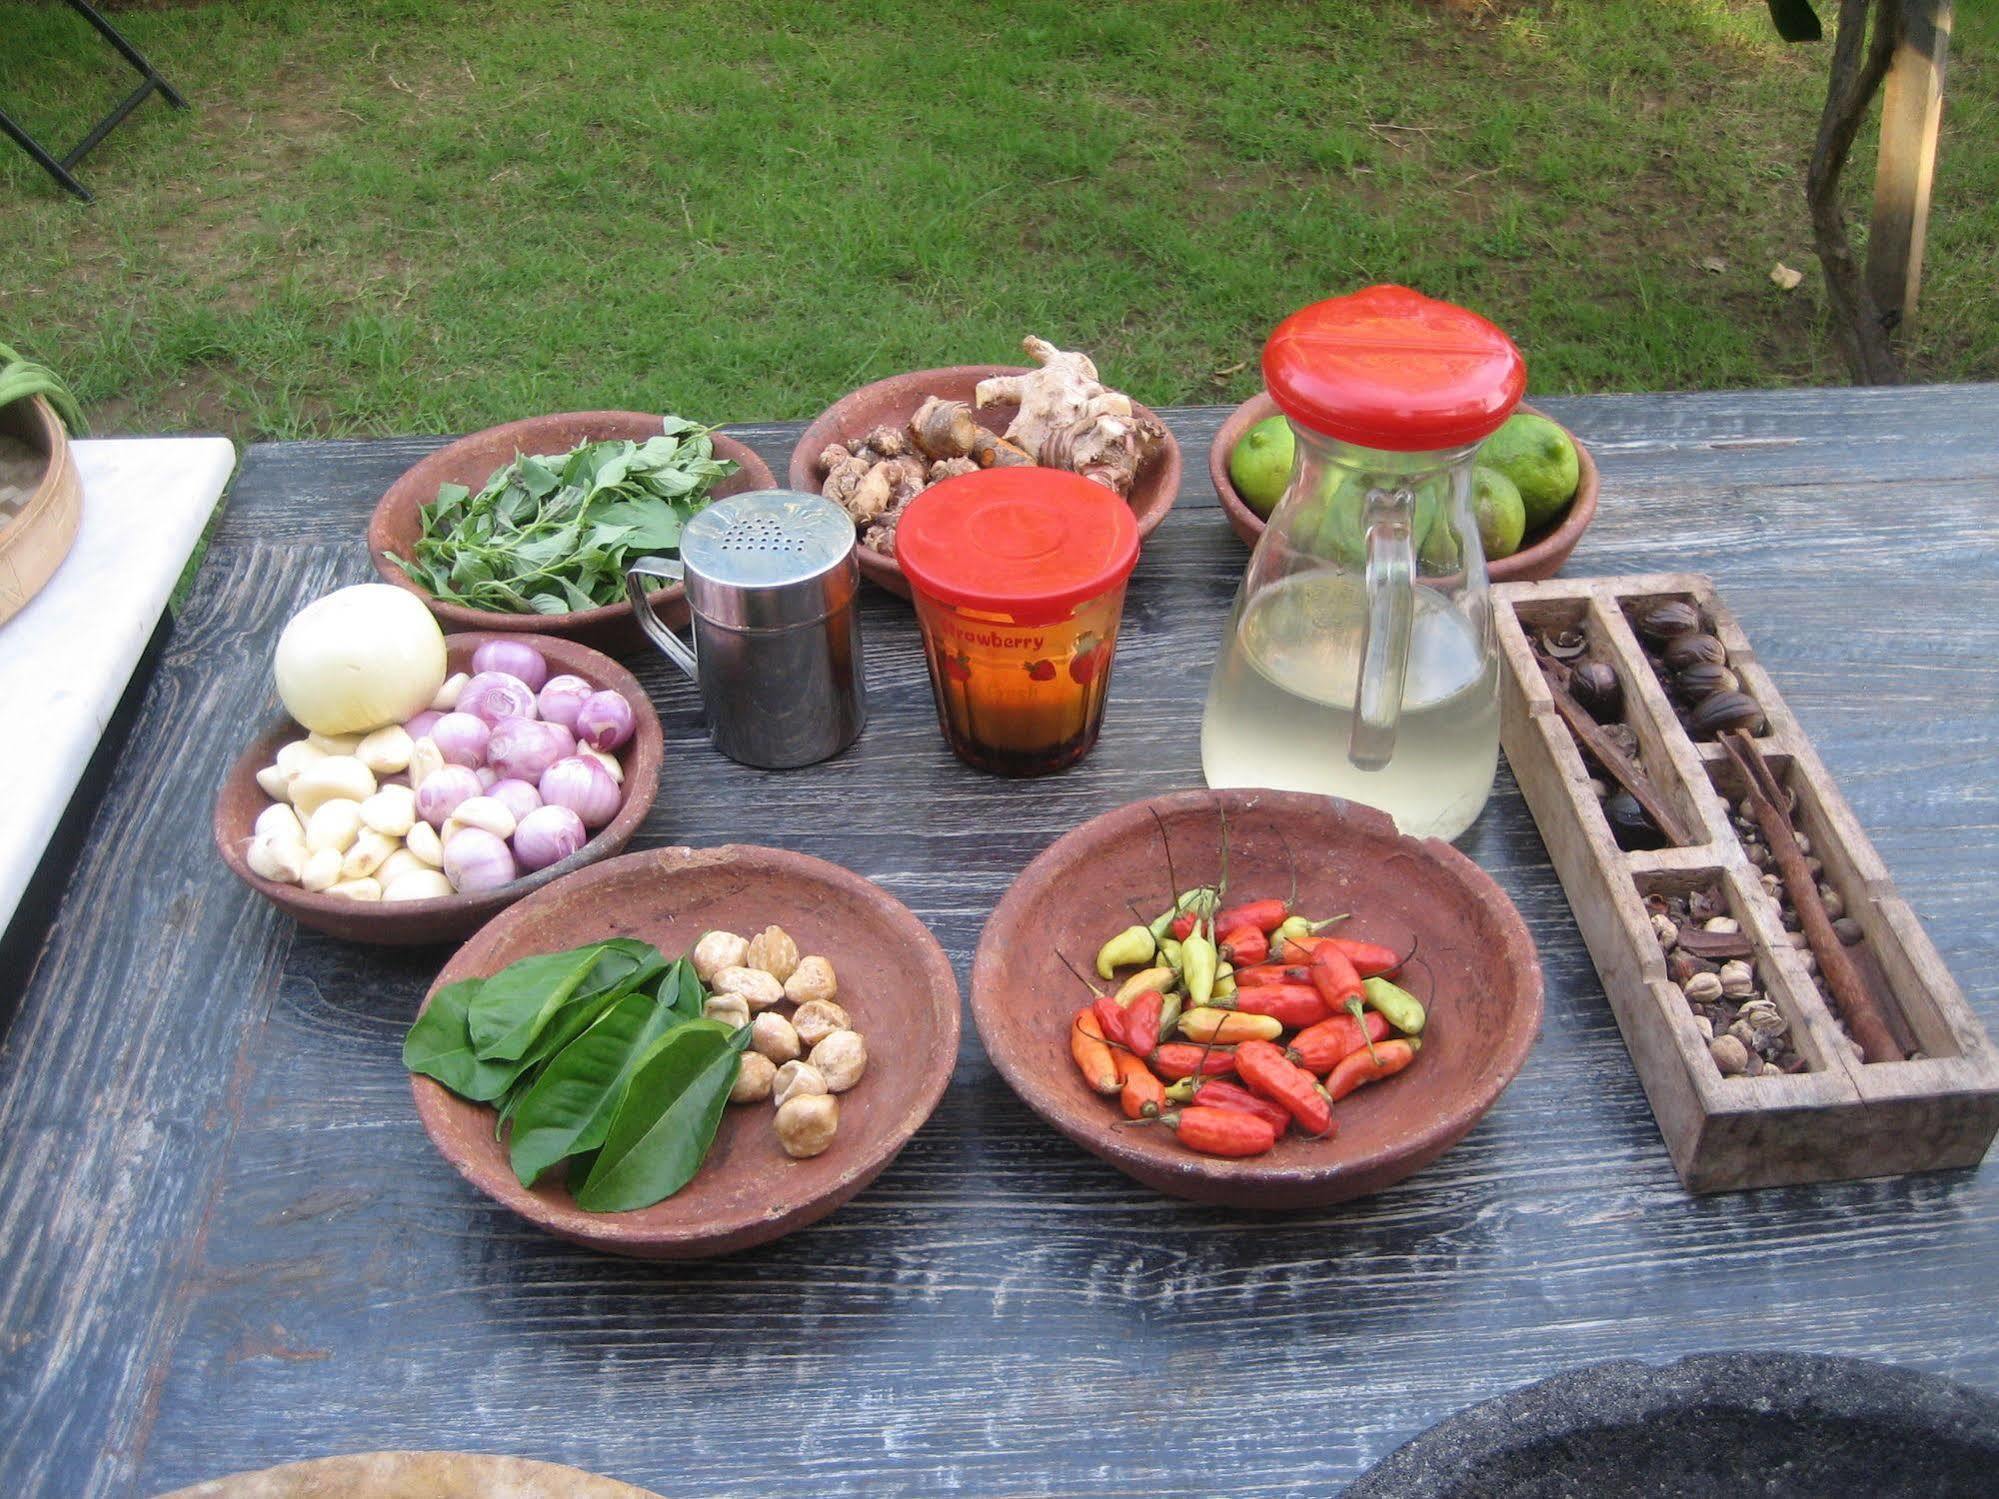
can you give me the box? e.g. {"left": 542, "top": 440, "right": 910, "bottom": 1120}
{"left": 431, "top": 672, "right": 469, "bottom": 711}
{"left": 448, "top": 795, "right": 516, "bottom": 841}
{"left": 255, "top": 763, "right": 293, "bottom": 801}
{"left": 274, "top": 739, "right": 327, "bottom": 778}
{"left": 357, "top": 724, "right": 414, "bottom": 775}
{"left": 305, "top": 798, "right": 364, "bottom": 854}
{"left": 375, "top": 847, "right": 427, "bottom": 886}
{"left": 405, "top": 819, "right": 444, "bottom": 868}
{"left": 289, "top": 756, "right": 377, "bottom": 817}
{"left": 300, "top": 847, "right": 342, "bottom": 892}
{"left": 359, "top": 784, "right": 417, "bottom": 838}
{"left": 383, "top": 869, "right": 453, "bottom": 901}
{"left": 246, "top": 835, "right": 306, "bottom": 884}
{"left": 580, "top": 744, "right": 623, "bottom": 785}
{"left": 407, "top": 736, "right": 445, "bottom": 791}
{"left": 307, "top": 730, "right": 364, "bottom": 756}
{"left": 255, "top": 803, "right": 306, "bottom": 844}
{"left": 325, "top": 877, "right": 383, "bottom": 902}
{"left": 341, "top": 828, "right": 399, "bottom": 879}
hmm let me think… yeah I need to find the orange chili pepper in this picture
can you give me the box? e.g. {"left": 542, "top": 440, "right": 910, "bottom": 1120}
{"left": 1287, "top": 1009, "right": 1392, "bottom": 1075}
{"left": 1218, "top": 924, "right": 1269, "bottom": 966}
{"left": 1150, "top": 1042, "right": 1237, "bottom": 1080}
{"left": 1114, "top": 1050, "right": 1166, "bottom": 1120}
{"left": 1162, "top": 1105, "right": 1277, "bottom": 1157}
{"left": 1323, "top": 935, "right": 1404, "bottom": 978}
{"left": 1325, "top": 1037, "right": 1420, "bottom": 1101}
{"left": 1307, "top": 943, "right": 1365, "bottom": 1009}
{"left": 1212, "top": 897, "right": 1289, "bottom": 934}
{"left": 1233, "top": 963, "right": 1313, "bottom": 988}
{"left": 1235, "top": 1039, "right": 1334, "bottom": 1136}
{"left": 1178, "top": 1007, "right": 1282, "bottom": 1044}
{"left": 1069, "top": 1008, "right": 1120, "bottom": 1095}
{"left": 1225, "top": 983, "right": 1331, "bottom": 1029}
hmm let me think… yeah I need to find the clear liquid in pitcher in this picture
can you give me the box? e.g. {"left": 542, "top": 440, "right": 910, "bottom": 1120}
{"left": 1201, "top": 570, "right": 1498, "bottom": 840}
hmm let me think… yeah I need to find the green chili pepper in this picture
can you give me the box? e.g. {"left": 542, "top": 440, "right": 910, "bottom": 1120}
{"left": 1213, "top": 962, "right": 1236, "bottom": 999}
{"left": 1156, "top": 989, "right": 1183, "bottom": 1040}
{"left": 1362, "top": 977, "right": 1427, "bottom": 1035}
{"left": 1150, "top": 886, "right": 1216, "bottom": 941}
{"left": 1345, "top": 995, "right": 1383, "bottom": 1065}
{"left": 1182, "top": 923, "right": 1218, "bottom": 1010}
{"left": 1158, "top": 937, "right": 1184, "bottom": 972}
{"left": 1095, "top": 924, "right": 1157, "bottom": 980}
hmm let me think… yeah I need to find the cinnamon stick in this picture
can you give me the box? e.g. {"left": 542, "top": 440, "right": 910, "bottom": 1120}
{"left": 1719, "top": 730, "right": 1902, "bottom": 1064}
{"left": 1536, "top": 655, "right": 1695, "bottom": 847}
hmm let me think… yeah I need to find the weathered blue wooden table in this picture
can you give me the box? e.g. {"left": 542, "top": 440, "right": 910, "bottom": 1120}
{"left": 2, "top": 386, "right": 1995, "bottom": 1497}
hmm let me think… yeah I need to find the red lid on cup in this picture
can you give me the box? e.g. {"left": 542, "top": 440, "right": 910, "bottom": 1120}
{"left": 1262, "top": 284, "right": 1526, "bottom": 452}
{"left": 895, "top": 467, "right": 1139, "bottom": 624}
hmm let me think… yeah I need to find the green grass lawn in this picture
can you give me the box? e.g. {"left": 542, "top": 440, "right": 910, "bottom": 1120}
{"left": 2, "top": 0, "right": 1994, "bottom": 442}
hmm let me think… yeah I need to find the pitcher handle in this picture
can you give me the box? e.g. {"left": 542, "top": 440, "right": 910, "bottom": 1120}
{"left": 624, "top": 557, "right": 699, "bottom": 683}
{"left": 1349, "top": 488, "right": 1415, "bottom": 771}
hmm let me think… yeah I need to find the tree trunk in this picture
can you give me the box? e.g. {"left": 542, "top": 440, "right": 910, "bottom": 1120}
{"left": 1807, "top": 0, "right": 1904, "bottom": 384}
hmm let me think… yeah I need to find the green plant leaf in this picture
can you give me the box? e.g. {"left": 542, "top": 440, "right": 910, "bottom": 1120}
{"left": 465, "top": 940, "right": 659, "bottom": 1061}
{"left": 505, "top": 988, "right": 689, "bottom": 1186}
{"left": 574, "top": 1020, "right": 751, "bottom": 1211}
{"left": 403, "top": 979, "right": 523, "bottom": 1101}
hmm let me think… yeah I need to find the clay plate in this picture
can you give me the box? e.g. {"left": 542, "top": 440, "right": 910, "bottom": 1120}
{"left": 1208, "top": 393, "right": 1598, "bottom": 582}
{"left": 786, "top": 364, "right": 1182, "bottom": 600}
{"left": 410, "top": 843, "right": 960, "bottom": 1258}
{"left": 214, "top": 632, "right": 662, "bottom": 946}
{"left": 153, "top": 1451, "right": 660, "bottom": 1499}
{"left": 368, "top": 411, "right": 775, "bottom": 653}
{"left": 972, "top": 788, "right": 1543, "bottom": 1208}
{"left": 0, "top": 394, "right": 83, "bottom": 627}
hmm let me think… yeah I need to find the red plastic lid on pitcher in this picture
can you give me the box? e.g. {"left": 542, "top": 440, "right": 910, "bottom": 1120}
{"left": 1262, "top": 284, "right": 1526, "bottom": 452}
{"left": 896, "top": 467, "right": 1139, "bottom": 624}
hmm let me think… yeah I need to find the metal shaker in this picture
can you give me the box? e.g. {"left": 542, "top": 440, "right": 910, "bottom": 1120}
{"left": 624, "top": 490, "right": 865, "bottom": 769}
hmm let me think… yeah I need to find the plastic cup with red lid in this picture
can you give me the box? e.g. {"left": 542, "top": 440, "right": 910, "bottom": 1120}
{"left": 895, "top": 468, "right": 1139, "bottom": 776}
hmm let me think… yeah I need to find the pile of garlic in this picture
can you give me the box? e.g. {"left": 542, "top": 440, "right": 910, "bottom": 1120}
{"left": 697, "top": 924, "right": 867, "bottom": 1159}
{"left": 245, "top": 717, "right": 449, "bottom": 902}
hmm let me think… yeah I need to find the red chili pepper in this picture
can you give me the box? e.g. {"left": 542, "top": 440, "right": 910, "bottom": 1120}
{"left": 1092, "top": 993, "right": 1130, "bottom": 1049}
{"left": 1307, "top": 943, "right": 1365, "bottom": 1010}
{"left": 1227, "top": 983, "right": 1332, "bottom": 1029}
{"left": 1286, "top": 1009, "right": 1392, "bottom": 1074}
{"left": 1218, "top": 924, "right": 1269, "bottom": 966}
{"left": 1169, "top": 907, "right": 1208, "bottom": 941}
{"left": 1323, "top": 935, "right": 1404, "bottom": 978}
{"left": 1276, "top": 932, "right": 1326, "bottom": 964}
{"left": 1235, "top": 1039, "right": 1334, "bottom": 1136}
{"left": 1232, "top": 963, "right": 1313, "bottom": 989}
{"left": 1123, "top": 989, "right": 1165, "bottom": 1056}
{"left": 1178, "top": 1077, "right": 1291, "bottom": 1134}
{"left": 1211, "top": 897, "right": 1288, "bottom": 934}
{"left": 1150, "top": 1042, "right": 1237, "bottom": 1080}
{"left": 1114, "top": 1050, "right": 1166, "bottom": 1120}
{"left": 1162, "top": 1106, "right": 1277, "bottom": 1157}
{"left": 1325, "top": 1038, "right": 1420, "bottom": 1101}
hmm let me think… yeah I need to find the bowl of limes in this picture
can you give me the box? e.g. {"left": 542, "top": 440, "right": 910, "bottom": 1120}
{"left": 1208, "top": 393, "right": 1598, "bottom": 582}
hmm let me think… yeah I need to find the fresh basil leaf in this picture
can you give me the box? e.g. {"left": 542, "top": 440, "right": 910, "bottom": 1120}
{"left": 403, "top": 979, "right": 519, "bottom": 1102}
{"left": 574, "top": 1021, "right": 751, "bottom": 1211}
{"left": 466, "top": 944, "right": 615, "bottom": 1061}
{"left": 506, "top": 989, "right": 689, "bottom": 1186}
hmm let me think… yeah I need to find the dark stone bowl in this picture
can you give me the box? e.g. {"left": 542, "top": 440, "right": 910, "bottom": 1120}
{"left": 1347, "top": 1351, "right": 1999, "bottom": 1498}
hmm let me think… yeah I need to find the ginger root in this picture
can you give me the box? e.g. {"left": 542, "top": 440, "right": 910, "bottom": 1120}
{"left": 974, "top": 335, "right": 1163, "bottom": 497}
{"left": 910, "top": 396, "right": 981, "bottom": 461}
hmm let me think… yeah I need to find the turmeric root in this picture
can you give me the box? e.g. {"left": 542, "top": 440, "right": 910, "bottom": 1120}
{"left": 974, "top": 335, "right": 1161, "bottom": 496}
{"left": 969, "top": 430, "right": 1034, "bottom": 469}
{"left": 910, "top": 396, "right": 981, "bottom": 461}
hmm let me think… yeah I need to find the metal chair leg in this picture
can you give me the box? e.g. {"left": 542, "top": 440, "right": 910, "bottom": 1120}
{"left": 0, "top": 106, "right": 94, "bottom": 202}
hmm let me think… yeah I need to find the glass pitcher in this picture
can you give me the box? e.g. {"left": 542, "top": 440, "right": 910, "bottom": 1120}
{"left": 1201, "top": 286, "right": 1525, "bottom": 841}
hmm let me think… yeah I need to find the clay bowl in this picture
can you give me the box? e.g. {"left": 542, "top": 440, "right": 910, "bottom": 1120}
{"left": 154, "top": 1452, "right": 660, "bottom": 1499}
{"left": 411, "top": 843, "right": 960, "bottom": 1258}
{"left": 787, "top": 365, "right": 1182, "bottom": 600}
{"left": 972, "top": 788, "right": 1542, "bottom": 1209}
{"left": 215, "top": 632, "right": 662, "bottom": 947}
{"left": 368, "top": 411, "right": 775, "bottom": 654}
{"left": 0, "top": 393, "right": 83, "bottom": 627}
{"left": 1207, "top": 393, "right": 1598, "bottom": 582}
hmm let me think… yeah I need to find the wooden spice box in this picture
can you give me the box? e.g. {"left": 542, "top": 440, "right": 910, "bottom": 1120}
{"left": 1494, "top": 572, "right": 1999, "bottom": 1192}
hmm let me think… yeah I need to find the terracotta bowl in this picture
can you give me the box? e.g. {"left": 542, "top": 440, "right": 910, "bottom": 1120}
{"left": 215, "top": 632, "right": 662, "bottom": 946}
{"left": 368, "top": 411, "right": 775, "bottom": 654}
{"left": 1208, "top": 393, "right": 1598, "bottom": 582}
{"left": 0, "top": 394, "right": 83, "bottom": 627}
{"left": 786, "top": 365, "right": 1182, "bottom": 600}
{"left": 154, "top": 1452, "right": 660, "bottom": 1499}
{"left": 972, "top": 788, "right": 1543, "bottom": 1209}
{"left": 410, "top": 844, "right": 959, "bottom": 1258}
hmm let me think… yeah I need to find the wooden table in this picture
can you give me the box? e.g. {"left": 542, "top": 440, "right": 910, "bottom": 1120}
{"left": 4, "top": 387, "right": 1995, "bottom": 1498}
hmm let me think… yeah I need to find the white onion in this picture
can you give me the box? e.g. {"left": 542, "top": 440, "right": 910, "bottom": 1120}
{"left": 512, "top": 804, "right": 587, "bottom": 871}
{"left": 538, "top": 755, "right": 622, "bottom": 829}
{"left": 443, "top": 827, "right": 517, "bottom": 893}
{"left": 415, "top": 765, "right": 482, "bottom": 828}
{"left": 273, "top": 584, "right": 447, "bottom": 735}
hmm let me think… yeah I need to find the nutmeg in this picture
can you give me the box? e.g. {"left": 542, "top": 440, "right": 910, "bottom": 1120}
{"left": 1637, "top": 600, "right": 1700, "bottom": 641}
{"left": 1675, "top": 662, "right": 1740, "bottom": 702}
{"left": 1663, "top": 632, "right": 1727, "bottom": 670}
{"left": 1690, "top": 690, "right": 1766, "bottom": 739}
{"left": 1568, "top": 661, "right": 1623, "bottom": 721}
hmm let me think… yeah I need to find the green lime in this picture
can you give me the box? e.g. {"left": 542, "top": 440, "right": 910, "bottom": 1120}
{"left": 1228, "top": 415, "right": 1293, "bottom": 517}
{"left": 1472, "top": 465, "right": 1526, "bottom": 559}
{"left": 1314, "top": 471, "right": 1442, "bottom": 565}
{"left": 1480, "top": 412, "right": 1578, "bottom": 533}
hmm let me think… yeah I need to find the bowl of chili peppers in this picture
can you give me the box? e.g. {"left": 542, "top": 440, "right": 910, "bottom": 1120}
{"left": 971, "top": 788, "right": 1543, "bottom": 1209}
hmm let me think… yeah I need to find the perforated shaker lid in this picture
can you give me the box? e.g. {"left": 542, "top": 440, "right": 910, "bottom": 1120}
{"left": 679, "top": 489, "right": 857, "bottom": 630}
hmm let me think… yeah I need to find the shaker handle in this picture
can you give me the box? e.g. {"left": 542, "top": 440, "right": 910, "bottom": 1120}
{"left": 624, "top": 557, "right": 699, "bottom": 683}
{"left": 1349, "top": 488, "right": 1415, "bottom": 772}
